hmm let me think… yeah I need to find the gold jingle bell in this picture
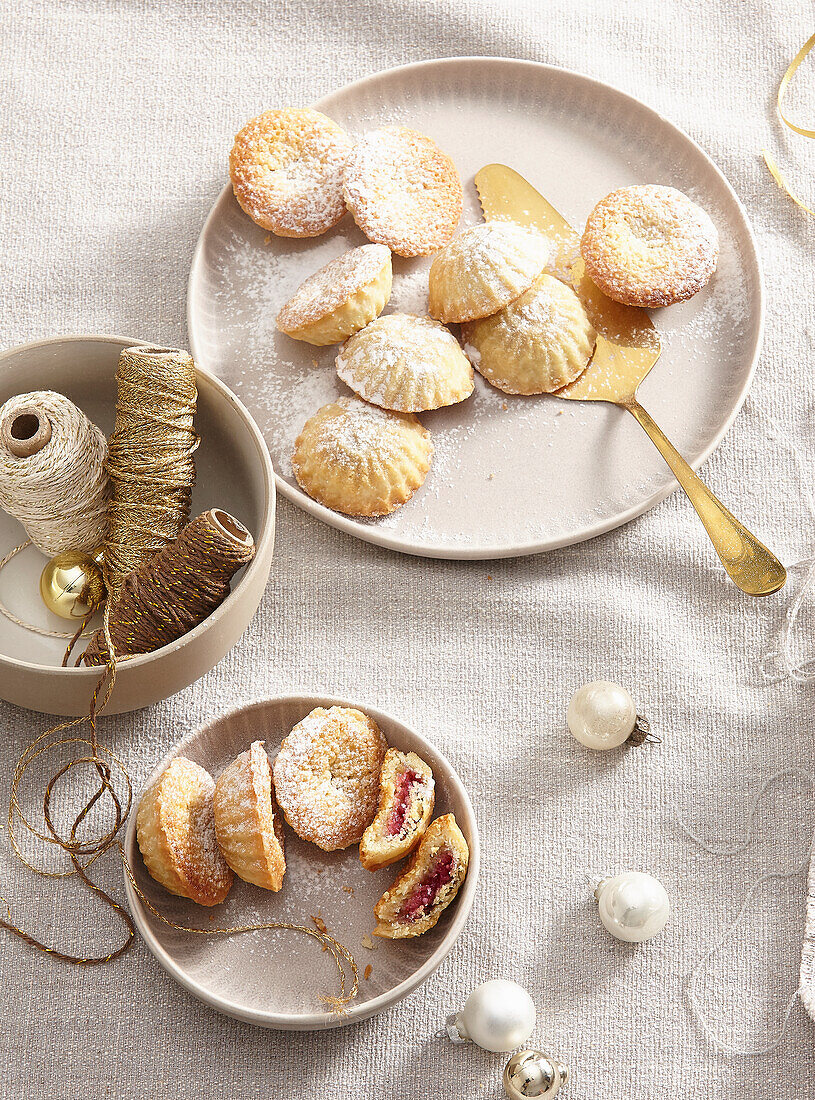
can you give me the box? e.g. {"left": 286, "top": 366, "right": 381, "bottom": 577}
{"left": 503, "top": 1050, "right": 570, "bottom": 1100}
{"left": 40, "top": 547, "right": 106, "bottom": 621}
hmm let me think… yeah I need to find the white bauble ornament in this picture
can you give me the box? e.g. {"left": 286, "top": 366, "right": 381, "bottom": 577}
{"left": 595, "top": 872, "right": 670, "bottom": 942}
{"left": 566, "top": 680, "right": 652, "bottom": 750}
{"left": 451, "top": 979, "right": 536, "bottom": 1052}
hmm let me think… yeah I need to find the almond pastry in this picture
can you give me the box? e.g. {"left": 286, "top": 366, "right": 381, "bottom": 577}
{"left": 273, "top": 706, "right": 388, "bottom": 851}
{"left": 229, "top": 107, "right": 352, "bottom": 238}
{"left": 462, "top": 273, "right": 596, "bottom": 394}
{"left": 136, "top": 757, "right": 233, "bottom": 907}
{"left": 277, "top": 245, "right": 393, "bottom": 345}
{"left": 580, "top": 184, "right": 718, "bottom": 307}
{"left": 373, "top": 813, "right": 469, "bottom": 938}
{"left": 360, "top": 749, "right": 435, "bottom": 871}
{"left": 428, "top": 222, "right": 550, "bottom": 323}
{"left": 292, "top": 395, "right": 433, "bottom": 517}
{"left": 336, "top": 313, "right": 473, "bottom": 412}
{"left": 342, "top": 126, "right": 462, "bottom": 257}
{"left": 213, "top": 741, "right": 286, "bottom": 891}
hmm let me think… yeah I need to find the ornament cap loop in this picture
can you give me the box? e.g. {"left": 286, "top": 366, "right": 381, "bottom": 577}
{"left": 628, "top": 714, "right": 660, "bottom": 746}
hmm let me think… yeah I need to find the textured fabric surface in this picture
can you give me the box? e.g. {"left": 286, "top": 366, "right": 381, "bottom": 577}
{"left": 1, "top": 0, "right": 815, "bottom": 1096}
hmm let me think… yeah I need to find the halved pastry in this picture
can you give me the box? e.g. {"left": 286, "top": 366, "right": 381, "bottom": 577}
{"left": 213, "top": 741, "right": 286, "bottom": 891}
{"left": 462, "top": 273, "right": 596, "bottom": 395}
{"left": 292, "top": 395, "right": 433, "bottom": 517}
{"left": 428, "top": 222, "right": 550, "bottom": 323}
{"left": 276, "top": 244, "right": 393, "bottom": 345}
{"left": 360, "top": 749, "right": 435, "bottom": 871}
{"left": 373, "top": 813, "right": 469, "bottom": 938}
{"left": 336, "top": 313, "right": 473, "bottom": 412}
{"left": 136, "top": 757, "right": 233, "bottom": 907}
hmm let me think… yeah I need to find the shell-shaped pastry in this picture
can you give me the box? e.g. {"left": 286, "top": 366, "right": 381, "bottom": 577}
{"left": 360, "top": 748, "right": 435, "bottom": 871}
{"left": 276, "top": 245, "right": 393, "bottom": 346}
{"left": 373, "top": 813, "right": 469, "bottom": 939}
{"left": 462, "top": 273, "right": 596, "bottom": 395}
{"left": 136, "top": 757, "right": 233, "bottom": 907}
{"left": 428, "top": 222, "right": 550, "bottom": 323}
{"left": 292, "top": 396, "right": 433, "bottom": 517}
{"left": 213, "top": 741, "right": 286, "bottom": 891}
{"left": 336, "top": 313, "right": 473, "bottom": 412}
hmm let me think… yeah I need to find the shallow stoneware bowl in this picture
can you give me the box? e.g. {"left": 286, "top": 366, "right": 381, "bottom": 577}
{"left": 0, "top": 335, "right": 275, "bottom": 715}
{"left": 123, "top": 694, "right": 480, "bottom": 1030}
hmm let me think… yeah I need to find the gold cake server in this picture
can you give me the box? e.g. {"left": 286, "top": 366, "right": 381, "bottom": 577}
{"left": 474, "top": 164, "right": 786, "bottom": 597}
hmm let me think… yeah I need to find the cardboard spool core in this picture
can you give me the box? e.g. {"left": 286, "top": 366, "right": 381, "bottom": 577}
{"left": 1, "top": 406, "right": 52, "bottom": 458}
{"left": 209, "top": 508, "right": 252, "bottom": 547}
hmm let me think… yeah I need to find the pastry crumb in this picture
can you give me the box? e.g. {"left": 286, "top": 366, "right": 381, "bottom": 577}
{"left": 342, "top": 885, "right": 355, "bottom": 895}
{"left": 361, "top": 932, "right": 377, "bottom": 950}
{"left": 364, "top": 964, "right": 372, "bottom": 981}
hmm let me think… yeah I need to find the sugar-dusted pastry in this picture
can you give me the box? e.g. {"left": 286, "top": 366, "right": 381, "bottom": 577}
{"left": 292, "top": 396, "right": 433, "bottom": 517}
{"left": 373, "top": 814, "right": 469, "bottom": 938}
{"left": 229, "top": 107, "right": 353, "bottom": 237}
{"left": 428, "top": 222, "right": 550, "bottom": 323}
{"left": 213, "top": 741, "right": 286, "bottom": 891}
{"left": 136, "top": 757, "right": 233, "bottom": 907}
{"left": 360, "top": 749, "right": 435, "bottom": 871}
{"left": 336, "top": 313, "right": 474, "bottom": 412}
{"left": 273, "top": 706, "right": 388, "bottom": 851}
{"left": 462, "top": 273, "right": 596, "bottom": 395}
{"left": 580, "top": 185, "right": 718, "bottom": 308}
{"left": 277, "top": 244, "right": 393, "bottom": 345}
{"left": 342, "top": 127, "right": 462, "bottom": 257}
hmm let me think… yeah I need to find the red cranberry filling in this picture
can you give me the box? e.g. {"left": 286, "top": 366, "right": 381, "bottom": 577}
{"left": 398, "top": 849, "right": 455, "bottom": 922}
{"left": 386, "top": 769, "right": 421, "bottom": 836}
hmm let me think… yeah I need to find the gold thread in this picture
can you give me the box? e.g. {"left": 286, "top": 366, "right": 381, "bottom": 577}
{"left": 763, "top": 33, "right": 815, "bottom": 216}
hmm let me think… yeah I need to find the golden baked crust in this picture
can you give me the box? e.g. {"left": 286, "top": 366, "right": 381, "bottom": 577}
{"left": 336, "top": 313, "right": 473, "bottom": 412}
{"left": 373, "top": 813, "right": 469, "bottom": 938}
{"left": 360, "top": 748, "right": 435, "bottom": 871}
{"left": 272, "top": 706, "right": 388, "bottom": 851}
{"left": 428, "top": 222, "right": 550, "bottom": 323}
{"left": 213, "top": 741, "right": 286, "bottom": 891}
{"left": 292, "top": 396, "right": 433, "bottom": 517}
{"left": 229, "top": 108, "right": 352, "bottom": 237}
{"left": 277, "top": 244, "right": 392, "bottom": 345}
{"left": 580, "top": 184, "right": 718, "bottom": 307}
{"left": 462, "top": 273, "right": 596, "bottom": 394}
{"left": 136, "top": 757, "right": 233, "bottom": 907}
{"left": 342, "top": 127, "right": 462, "bottom": 257}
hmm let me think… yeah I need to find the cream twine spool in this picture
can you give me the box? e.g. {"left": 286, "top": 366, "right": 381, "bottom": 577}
{"left": 0, "top": 391, "right": 109, "bottom": 555}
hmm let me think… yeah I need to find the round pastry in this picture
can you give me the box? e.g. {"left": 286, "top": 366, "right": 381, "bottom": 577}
{"left": 336, "top": 313, "right": 474, "bottom": 412}
{"left": 277, "top": 245, "right": 393, "bottom": 345}
{"left": 428, "top": 222, "right": 550, "bottom": 323}
{"left": 292, "top": 395, "right": 433, "bottom": 517}
{"left": 360, "top": 748, "right": 435, "bottom": 871}
{"left": 136, "top": 757, "right": 233, "bottom": 907}
{"left": 373, "top": 813, "right": 469, "bottom": 939}
{"left": 342, "top": 126, "right": 462, "bottom": 257}
{"left": 580, "top": 184, "right": 719, "bottom": 307}
{"left": 213, "top": 741, "right": 286, "bottom": 891}
{"left": 462, "top": 273, "right": 596, "bottom": 395}
{"left": 229, "top": 107, "right": 353, "bottom": 237}
{"left": 273, "top": 706, "right": 388, "bottom": 851}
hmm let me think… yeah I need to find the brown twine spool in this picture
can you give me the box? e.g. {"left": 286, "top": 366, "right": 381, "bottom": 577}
{"left": 103, "top": 346, "right": 198, "bottom": 601}
{"left": 79, "top": 509, "right": 255, "bottom": 666}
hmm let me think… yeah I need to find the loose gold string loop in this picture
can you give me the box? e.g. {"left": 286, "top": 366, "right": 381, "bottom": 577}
{"left": 763, "top": 32, "right": 815, "bottom": 217}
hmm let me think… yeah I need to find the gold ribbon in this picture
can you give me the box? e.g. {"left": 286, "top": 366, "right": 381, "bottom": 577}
{"left": 763, "top": 32, "right": 815, "bottom": 216}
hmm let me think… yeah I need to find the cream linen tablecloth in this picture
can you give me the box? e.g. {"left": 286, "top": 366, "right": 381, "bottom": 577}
{"left": 1, "top": 1, "right": 814, "bottom": 1097}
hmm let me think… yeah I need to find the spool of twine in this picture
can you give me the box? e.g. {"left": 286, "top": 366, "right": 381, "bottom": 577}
{"left": 80, "top": 509, "right": 255, "bottom": 665}
{"left": 0, "top": 391, "right": 109, "bottom": 554}
{"left": 103, "top": 346, "right": 198, "bottom": 601}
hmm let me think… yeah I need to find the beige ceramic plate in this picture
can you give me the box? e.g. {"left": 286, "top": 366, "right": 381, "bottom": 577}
{"left": 0, "top": 335, "right": 275, "bottom": 715}
{"left": 123, "top": 694, "right": 479, "bottom": 1030}
{"left": 188, "top": 57, "right": 763, "bottom": 560}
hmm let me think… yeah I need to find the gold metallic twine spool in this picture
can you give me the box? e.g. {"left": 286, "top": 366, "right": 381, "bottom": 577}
{"left": 763, "top": 33, "right": 815, "bottom": 217}
{"left": 103, "top": 346, "right": 198, "bottom": 601}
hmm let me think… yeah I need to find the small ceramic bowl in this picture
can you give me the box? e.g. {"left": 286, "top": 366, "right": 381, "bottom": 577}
{"left": 123, "top": 694, "right": 480, "bottom": 1030}
{"left": 0, "top": 335, "right": 275, "bottom": 715}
